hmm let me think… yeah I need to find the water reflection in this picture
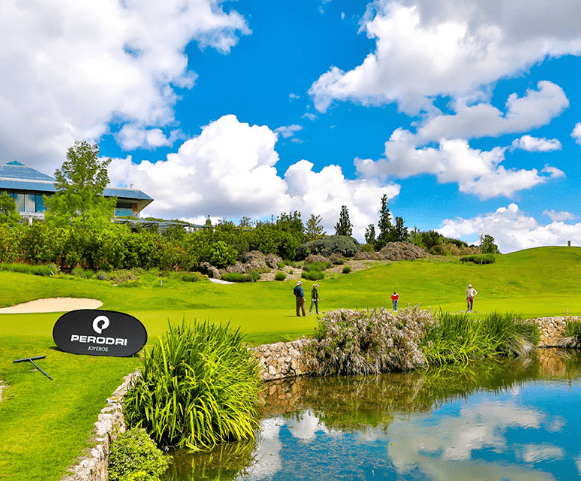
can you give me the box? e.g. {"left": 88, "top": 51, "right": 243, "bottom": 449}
{"left": 163, "top": 350, "right": 581, "bottom": 480}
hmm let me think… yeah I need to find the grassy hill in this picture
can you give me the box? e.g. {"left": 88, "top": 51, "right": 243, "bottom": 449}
{"left": 1, "top": 246, "right": 580, "bottom": 480}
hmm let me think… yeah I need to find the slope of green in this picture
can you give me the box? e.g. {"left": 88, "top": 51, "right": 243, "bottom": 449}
{"left": 1, "top": 246, "right": 580, "bottom": 480}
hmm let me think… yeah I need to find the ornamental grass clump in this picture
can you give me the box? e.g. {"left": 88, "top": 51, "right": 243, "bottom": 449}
{"left": 558, "top": 319, "right": 581, "bottom": 348}
{"left": 422, "top": 311, "right": 539, "bottom": 365}
{"left": 309, "top": 306, "right": 435, "bottom": 376}
{"left": 123, "top": 320, "right": 262, "bottom": 451}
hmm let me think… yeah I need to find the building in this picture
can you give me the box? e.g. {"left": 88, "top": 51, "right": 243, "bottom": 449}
{"left": 0, "top": 161, "right": 153, "bottom": 220}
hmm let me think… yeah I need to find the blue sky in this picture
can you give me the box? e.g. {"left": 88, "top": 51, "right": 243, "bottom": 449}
{"left": 2, "top": 0, "right": 581, "bottom": 252}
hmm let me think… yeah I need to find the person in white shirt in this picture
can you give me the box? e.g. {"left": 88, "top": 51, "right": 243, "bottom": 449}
{"left": 466, "top": 284, "right": 477, "bottom": 311}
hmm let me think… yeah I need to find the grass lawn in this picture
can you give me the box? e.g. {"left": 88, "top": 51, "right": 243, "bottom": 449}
{"left": 1, "top": 246, "right": 581, "bottom": 480}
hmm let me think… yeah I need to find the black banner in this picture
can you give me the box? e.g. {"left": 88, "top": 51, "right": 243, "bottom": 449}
{"left": 53, "top": 309, "right": 147, "bottom": 357}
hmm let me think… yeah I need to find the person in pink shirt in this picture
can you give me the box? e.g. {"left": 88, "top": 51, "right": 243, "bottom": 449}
{"left": 391, "top": 291, "right": 399, "bottom": 311}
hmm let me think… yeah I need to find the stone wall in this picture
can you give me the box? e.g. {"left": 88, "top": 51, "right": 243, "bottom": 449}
{"left": 532, "top": 316, "right": 580, "bottom": 347}
{"left": 60, "top": 371, "right": 139, "bottom": 481}
{"left": 61, "top": 316, "right": 577, "bottom": 481}
{"left": 249, "top": 338, "right": 314, "bottom": 381}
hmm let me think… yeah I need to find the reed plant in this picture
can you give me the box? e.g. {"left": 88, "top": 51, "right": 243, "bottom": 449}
{"left": 422, "top": 311, "right": 539, "bottom": 365}
{"left": 558, "top": 319, "right": 581, "bottom": 348}
{"left": 123, "top": 319, "right": 262, "bottom": 451}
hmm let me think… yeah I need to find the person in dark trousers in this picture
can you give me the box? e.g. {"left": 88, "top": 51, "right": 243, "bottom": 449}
{"left": 391, "top": 291, "right": 399, "bottom": 311}
{"left": 309, "top": 284, "right": 320, "bottom": 314}
{"left": 294, "top": 280, "right": 306, "bottom": 316}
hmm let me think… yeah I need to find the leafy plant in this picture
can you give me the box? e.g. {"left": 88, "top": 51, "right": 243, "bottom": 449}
{"left": 342, "top": 265, "right": 351, "bottom": 274}
{"left": 123, "top": 319, "right": 261, "bottom": 450}
{"left": 302, "top": 270, "right": 325, "bottom": 281}
{"left": 108, "top": 427, "right": 169, "bottom": 481}
{"left": 275, "top": 271, "right": 287, "bottom": 281}
{"left": 221, "top": 272, "right": 247, "bottom": 283}
{"left": 296, "top": 235, "right": 359, "bottom": 260}
{"left": 559, "top": 319, "right": 581, "bottom": 348}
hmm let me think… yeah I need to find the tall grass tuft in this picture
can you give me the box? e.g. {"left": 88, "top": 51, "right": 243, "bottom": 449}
{"left": 422, "top": 311, "right": 539, "bottom": 365}
{"left": 123, "top": 319, "right": 262, "bottom": 451}
{"left": 558, "top": 320, "right": 581, "bottom": 348}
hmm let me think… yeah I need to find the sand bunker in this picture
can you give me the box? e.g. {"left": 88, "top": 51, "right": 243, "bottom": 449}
{"left": 0, "top": 297, "right": 103, "bottom": 314}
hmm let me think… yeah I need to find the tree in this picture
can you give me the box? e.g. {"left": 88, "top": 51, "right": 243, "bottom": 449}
{"left": 480, "top": 234, "right": 500, "bottom": 254}
{"left": 0, "top": 192, "right": 21, "bottom": 226}
{"left": 392, "top": 216, "right": 409, "bottom": 242}
{"left": 44, "top": 140, "right": 116, "bottom": 227}
{"left": 305, "top": 214, "right": 325, "bottom": 240}
{"left": 335, "top": 205, "right": 352, "bottom": 236}
{"left": 375, "top": 194, "right": 393, "bottom": 249}
{"left": 365, "top": 223, "right": 376, "bottom": 248}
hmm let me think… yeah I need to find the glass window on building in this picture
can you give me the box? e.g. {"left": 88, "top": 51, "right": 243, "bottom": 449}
{"left": 35, "top": 194, "right": 45, "bottom": 212}
{"left": 24, "top": 194, "right": 36, "bottom": 212}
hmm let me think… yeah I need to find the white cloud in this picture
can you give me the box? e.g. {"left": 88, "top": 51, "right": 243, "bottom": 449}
{"left": 416, "top": 82, "right": 569, "bottom": 143}
{"left": 274, "top": 124, "right": 304, "bottom": 139}
{"left": 438, "top": 203, "right": 581, "bottom": 252}
{"left": 511, "top": 135, "right": 562, "bottom": 152}
{"left": 109, "top": 114, "right": 400, "bottom": 240}
{"left": 115, "top": 125, "right": 184, "bottom": 150}
{"left": 544, "top": 210, "right": 577, "bottom": 222}
{"left": 309, "top": 1, "right": 581, "bottom": 114}
{"left": 356, "top": 134, "right": 560, "bottom": 200}
{"left": 0, "top": 0, "right": 249, "bottom": 171}
{"left": 572, "top": 123, "right": 581, "bottom": 144}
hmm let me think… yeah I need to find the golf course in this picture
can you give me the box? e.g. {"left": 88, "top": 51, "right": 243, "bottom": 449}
{"left": 1, "top": 245, "right": 581, "bottom": 480}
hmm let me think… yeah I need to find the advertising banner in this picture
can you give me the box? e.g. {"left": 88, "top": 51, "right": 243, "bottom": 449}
{"left": 53, "top": 309, "right": 147, "bottom": 357}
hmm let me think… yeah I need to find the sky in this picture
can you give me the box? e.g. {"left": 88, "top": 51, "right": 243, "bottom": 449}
{"left": 2, "top": 0, "right": 581, "bottom": 253}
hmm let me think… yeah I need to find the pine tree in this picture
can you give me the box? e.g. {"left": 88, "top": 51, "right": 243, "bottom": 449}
{"left": 334, "top": 205, "right": 352, "bottom": 236}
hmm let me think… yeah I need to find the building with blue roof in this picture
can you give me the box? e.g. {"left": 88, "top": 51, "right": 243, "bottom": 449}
{"left": 0, "top": 161, "right": 153, "bottom": 220}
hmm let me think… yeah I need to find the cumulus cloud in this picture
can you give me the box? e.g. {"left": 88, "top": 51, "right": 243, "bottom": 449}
{"left": 511, "top": 135, "right": 562, "bottom": 152}
{"left": 572, "top": 123, "right": 581, "bottom": 144}
{"left": 355, "top": 134, "right": 562, "bottom": 200}
{"left": 109, "top": 114, "right": 400, "bottom": 239}
{"left": 0, "top": 0, "right": 249, "bottom": 171}
{"left": 309, "top": 1, "right": 581, "bottom": 114}
{"left": 438, "top": 203, "right": 581, "bottom": 252}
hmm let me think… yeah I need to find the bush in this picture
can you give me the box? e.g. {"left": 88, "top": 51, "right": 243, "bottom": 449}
{"left": 460, "top": 254, "right": 496, "bottom": 264}
{"left": 274, "top": 271, "right": 287, "bottom": 281}
{"left": 309, "top": 306, "right": 435, "bottom": 375}
{"left": 246, "top": 270, "right": 261, "bottom": 282}
{"left": 296, "top": 235, "right": 359, "bottom": 260}
{"left": 96, "top": 270, "right": 108, "bottom": 280}
{"left": 108, "top": 427, "right": 169, "bottom": 481}
{"left": 181, "top": 272, "right": 205, "bottom": 282}
{"left": 123, "top": 320, "right": 261, "bottom": 450}
{"left": 221, "top": 272, "right": 247, "bottom": 283}
{"left": 302, "top": 261, "right": 331, "bottom": 272}
{"left": 559, "top": 320, "right": 581, "bottom": 348}
{"left": 342, "top": 265, "right": 351, "bottom": 274}
{"left": 302, "top": 270, "right": 325, "bottom": 281}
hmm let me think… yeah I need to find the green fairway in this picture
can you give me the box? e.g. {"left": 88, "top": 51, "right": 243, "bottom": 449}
{"left": 1, "top": 246, "right": 581, "bottom": 480}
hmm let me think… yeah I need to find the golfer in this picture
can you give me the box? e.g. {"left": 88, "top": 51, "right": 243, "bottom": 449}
{"left": 466, "top": 284, "right": 477, "bottom": 311}
{"left": 294, "top": 280, "right": 306, "bottom": 317}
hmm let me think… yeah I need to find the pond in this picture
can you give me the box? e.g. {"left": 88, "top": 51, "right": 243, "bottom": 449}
{"left": 162, "top": 349, "right": 581, "bottom": 480}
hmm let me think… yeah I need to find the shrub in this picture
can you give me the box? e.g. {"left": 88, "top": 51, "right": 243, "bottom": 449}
{"left": 246, "top": 270, "right": 261, "bottom": 282}
{"left": 71, "top": 267, "right": 87, "bottom": 278}
{"left": 460, "top": 254, "right": 496, "bottom": 264}
{"left": 221, "top": 272, "right": 247, "bottom": 283}
{"left": 296, "top": 235, "right": 359, "bottom": 260}
{"left": 210, "top": 241, "right": 238, "bottom": 268}
{"left": 342, "top": 265, "right": 351, "bottom": 274}
{"left": 303, "top": 261, "right": 331, "bottom": 272}
{"left": 181, "top": 272, "right": 205, "bottom": 282}
{"left": 277, "top": 261, "right": 285, "bottom": 269}
{"left": 96, "top": 270, "right": 108, "bottom": 280}
{"left": 274, "top": 271, "right": 287, "bottom": 281}
{"left": 302, "top": 270, "right": 325, "bottom": 281}
{"left": 309, "top": 306, "right": 435, "bottom": 376}
{"left": 123, "top": 320, "right": 261, "bottom": 450}
{"left": 108, "top": 427, "right": 169, "bottom": 481}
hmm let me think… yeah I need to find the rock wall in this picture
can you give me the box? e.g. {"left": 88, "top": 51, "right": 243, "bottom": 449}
{"left": 60, "top": 371, "right": 139, "bottom": 481}
{"left": 533, "top": 316, "right": 580, "bottom": 347}
{"left": 249, "top": 338, "right": 314, "bottom": 381}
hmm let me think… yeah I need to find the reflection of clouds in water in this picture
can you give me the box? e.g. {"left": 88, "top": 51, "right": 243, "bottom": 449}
{"left": 547, "top": 417, "right": 566, "bottom": 432}
{"left": 388, "top": 400, "right": 557, "bottom": 481}
{"left": 576, "top": 454, "right": 581, "bottom": 474}
{"left": 516, "top": 444, "right": 564, "bottom": 463}
{"left": 285, "top": 409, "right": 328, "bottom": 441}
{"left": 235, "top": 417, "right": 283, "bottom": 480}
